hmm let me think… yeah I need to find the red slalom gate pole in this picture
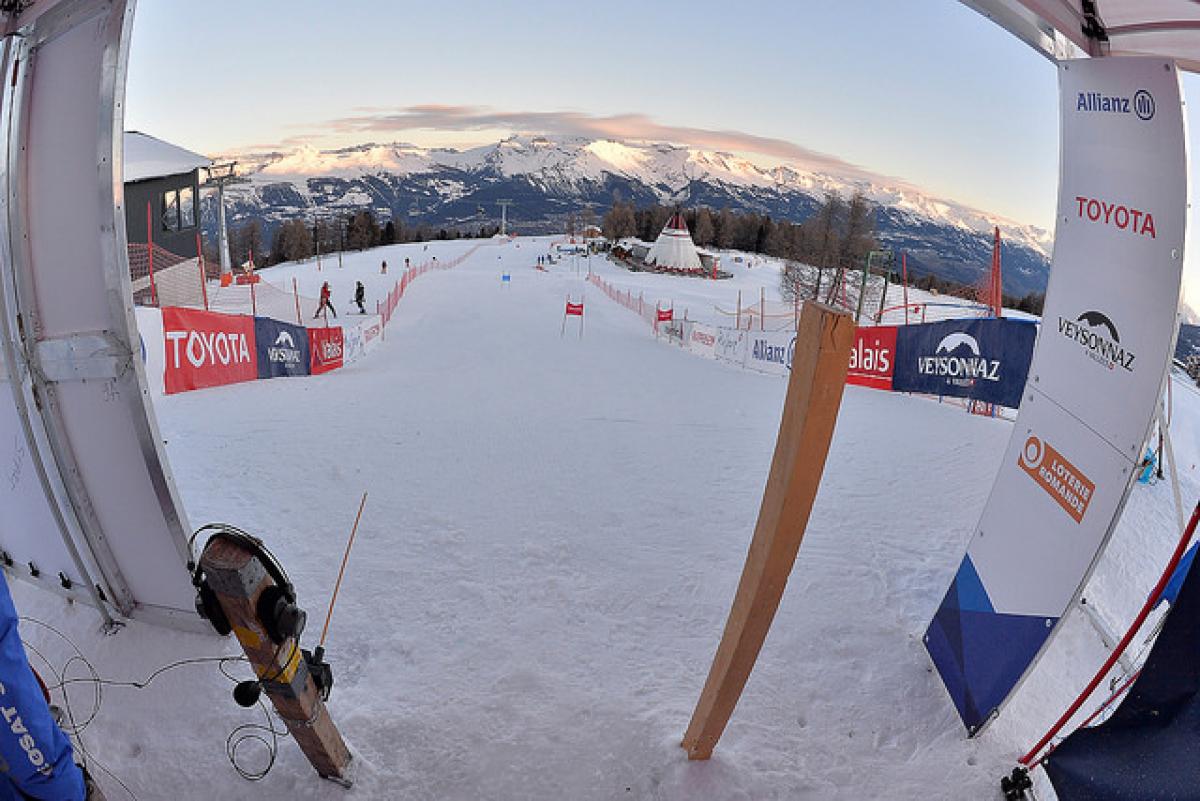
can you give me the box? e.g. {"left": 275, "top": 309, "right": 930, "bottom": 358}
{"left": 1020, "top": 500, "right": 1200, "bottom": 768}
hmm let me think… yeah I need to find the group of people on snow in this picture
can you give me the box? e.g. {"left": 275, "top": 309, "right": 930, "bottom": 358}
{"left": 313, "top": 280, "right": 367, "bottom": 319}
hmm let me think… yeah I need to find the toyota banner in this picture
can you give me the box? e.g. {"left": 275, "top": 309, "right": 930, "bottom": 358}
{"left": 162, "top": 307, "right": 258, "bottom": 395}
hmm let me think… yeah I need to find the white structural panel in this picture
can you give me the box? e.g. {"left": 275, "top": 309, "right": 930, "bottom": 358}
{"left": 0, "top": 0, "right": 201, "bottom": 630}
{"left": 925, "top": 57, "right": 1187, "bottom": 734}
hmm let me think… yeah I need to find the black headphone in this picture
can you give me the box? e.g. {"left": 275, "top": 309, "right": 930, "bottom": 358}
{"left": 189, "top": 525, "right": 308, "bottom": 707}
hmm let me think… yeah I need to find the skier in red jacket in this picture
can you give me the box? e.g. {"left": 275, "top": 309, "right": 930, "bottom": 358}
{"left": 314, "top": 281, "right": 337, "bottom": 319}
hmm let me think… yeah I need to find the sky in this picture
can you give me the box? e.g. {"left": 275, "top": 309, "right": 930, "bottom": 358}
{"left": 125, "top": 0, "right": 1200, "bottom": 308}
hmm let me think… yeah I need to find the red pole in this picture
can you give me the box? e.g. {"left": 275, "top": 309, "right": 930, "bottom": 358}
{"left": 1020, "top": 501, "right": 1200, "bottom": 768}
{"left": 901, "top": 253, "right": 909, "bottom": 325}
{"left": 293, "top": 277, "right": 302, "bottom": 324}
{"left": 197, "top": 232, "right": 209, "bottom": 312}
{"left": 146, "top": 202, "right": 158, "bottom": 306}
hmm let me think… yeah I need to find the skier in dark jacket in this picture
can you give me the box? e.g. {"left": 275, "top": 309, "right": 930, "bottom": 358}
{"left": 314, "top": 281, "right": 337, "bottom": 319}
{"left": 354, "top": 281, "right": 366, "bottom": 314}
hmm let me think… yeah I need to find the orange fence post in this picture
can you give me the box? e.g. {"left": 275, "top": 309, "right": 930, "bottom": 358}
{"left": 146, "top": 202, "right": 157, "bottom": 306}
{"left": 251, "top": 281, "right": 257, "bottom": 317}
{"left": 293, "top": 277, "right": 302, "bottom": 324}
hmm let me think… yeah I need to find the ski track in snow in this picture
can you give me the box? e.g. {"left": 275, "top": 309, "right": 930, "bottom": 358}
{"left": 10, "top": 237, "right": 1195, "bottom": 800}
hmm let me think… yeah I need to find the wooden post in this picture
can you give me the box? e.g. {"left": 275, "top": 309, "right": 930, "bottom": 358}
{"left": 681, "top": 302, "right": 855, "bottom": 761}
{"left": 200, "top": 536, "right": 353, "bottom": 785}
{"left": 293, "top": 277, "right": 302, "bottom": 325}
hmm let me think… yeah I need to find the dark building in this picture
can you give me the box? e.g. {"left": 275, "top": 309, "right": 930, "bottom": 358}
{"left": 122, "top": 131, "right": 211, "bottom": 258}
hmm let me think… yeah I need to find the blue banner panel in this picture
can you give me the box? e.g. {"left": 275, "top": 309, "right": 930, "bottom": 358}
{"left": 1045, "top": 549, "right": 1200, "bottom": 800}
{"left": 254, "top": 317, "right": 311, "bottom": 379}
{"left": 892, "top": 318, "right": 1036, "bottom": 408}
{"left": 924, "top": 555, "right": 1057, "bottom": 733}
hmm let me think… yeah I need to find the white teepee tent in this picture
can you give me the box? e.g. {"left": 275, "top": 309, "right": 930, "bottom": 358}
{"left": 644, "top": 212, "right": 703, "bottom": 271}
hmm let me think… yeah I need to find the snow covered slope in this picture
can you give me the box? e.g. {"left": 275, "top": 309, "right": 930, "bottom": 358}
{"left": 9, "top": 237, "right": 1188, "bottom": 800}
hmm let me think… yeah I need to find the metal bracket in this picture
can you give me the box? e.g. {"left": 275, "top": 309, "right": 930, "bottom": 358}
{"left": 34, "top": 332, "right": 130, "bottom": 382}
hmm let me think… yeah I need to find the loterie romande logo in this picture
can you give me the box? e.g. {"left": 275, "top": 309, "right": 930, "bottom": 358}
{"left": 1019, "top": 435, "right": 1095, "bottom": 524}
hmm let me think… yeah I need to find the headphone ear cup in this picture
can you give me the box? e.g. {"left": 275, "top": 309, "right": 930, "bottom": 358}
{"left": 196, "top": 582, "right": 232, "bottom": 636}
{"left": 256, "top": 585, "right": 306, "bottom": 644}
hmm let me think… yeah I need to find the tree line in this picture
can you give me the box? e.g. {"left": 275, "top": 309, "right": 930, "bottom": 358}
{"left": 215, "top": 210, "right": 501, "bottom": 268}
{"left": 602, "top": 192, "right": 1044, "bottom": 315}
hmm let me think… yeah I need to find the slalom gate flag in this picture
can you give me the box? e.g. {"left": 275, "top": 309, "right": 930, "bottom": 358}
{"left": 162, "top": 307, "right": 257, "bottom": 394}
{"left": 308, "top": 326, "right": 344, "bottom": 375}
{"left": 891, "top": 318, "right": 1036, "bottom": 408}
{"left": 925, "top": 57, "right": 1188, "bottom": 735}
{"left": 565, "top": 302, "right": 584, "bottom": 316}
{"left": 657, "top": 308, "right": 673, "bottom": 322}
{"left": 846, "top": 326, "right": 898, "bottom": 390}
{"left": 254, "top": 317, "right": 310, "bottom": 379}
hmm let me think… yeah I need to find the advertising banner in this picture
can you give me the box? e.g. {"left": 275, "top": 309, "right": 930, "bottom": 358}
{"left": 743, "top": 330, "right": 797, "bottom": 376}
{"left": 846, "top": 326, "right": 898, "bottom": 390}
{"left": 715, "top": 327, "right": 749, "bottom": 366}
{"left": 362, "top": 318, "right": 383, "bottom": 353}
{"left": 926, "top": 57, "right": 1188, "bottom": 735}
{"left": 342, "top": 323, "right": 365, "bottom": 365}
{"left": 162, "top": 307, "right": 257, "bottom": 395}
{"left": 308, "top": 326, "right": 344, "bottom": 375}
{"left": 688, "top": 323, "right": 718, "bottom": 360}
{"left": 254, "top": 317, "right": 310, "bottom": 379}
{"left": 891, "top": 318, "right": 1036, "bottom": 408}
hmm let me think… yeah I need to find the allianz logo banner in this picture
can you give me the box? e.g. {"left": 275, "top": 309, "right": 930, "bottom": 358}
{"left": 891, "top": 318, "right": 1036, "bottom": 408}
{"left": 254, "top": 316, "right": 312, "bottom": 379}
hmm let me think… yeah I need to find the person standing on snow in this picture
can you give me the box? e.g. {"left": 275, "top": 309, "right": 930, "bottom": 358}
{"left": 354, "top": 281, "right": 366, "bottom": 314}
{"left": 0, "top": 572, "right": 88, "bottom": 800}
{"left": 380, "top": 260, "right": 388, "bottom": 275}
{"left": 314, "top": 281, "right": 337, "bottom": 319}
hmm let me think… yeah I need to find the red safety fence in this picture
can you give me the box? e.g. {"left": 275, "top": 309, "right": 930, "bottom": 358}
{"left": 377, "top": 244, "right": 486, "bottom": 329}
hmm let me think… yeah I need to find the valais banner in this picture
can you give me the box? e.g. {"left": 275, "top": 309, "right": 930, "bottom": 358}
{"left": 925, "top": 58, "right": 1188, "bottom": 734}
{"left": 162, "top": 307, "right": 257, "bottom": 394}
{"left": 308, "top": 327, "right": 345, "bottom": 375}
{"left": 846, "top": 326, "right": 898, "bottom": 390}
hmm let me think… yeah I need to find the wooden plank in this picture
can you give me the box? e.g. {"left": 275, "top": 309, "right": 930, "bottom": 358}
{"left": 681, "top": 301, "right": 855, "bottom": 760}
{"left": 201, "top": 536, "right": 353, "bottom": 784}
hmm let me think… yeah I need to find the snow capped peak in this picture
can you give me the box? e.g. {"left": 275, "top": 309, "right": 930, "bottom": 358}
{"left": 231, "top": 134, "right": 1050, "bottom": 256}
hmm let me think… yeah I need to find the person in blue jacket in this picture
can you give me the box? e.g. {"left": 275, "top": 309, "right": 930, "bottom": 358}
{"left": 0, "top": 572, "right": 85, "bottom": 800}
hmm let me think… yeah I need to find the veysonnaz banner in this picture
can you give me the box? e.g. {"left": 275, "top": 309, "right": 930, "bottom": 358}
{"left": 925, "top": 58, "right": 1188, "bottom": 734}
{"left": 890, "top": 318, "right": 1036, "bottom": 408}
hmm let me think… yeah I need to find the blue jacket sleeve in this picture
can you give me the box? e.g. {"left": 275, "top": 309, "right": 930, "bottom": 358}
{"left": 0, "top": 573, "right": 85, "bottom": 800}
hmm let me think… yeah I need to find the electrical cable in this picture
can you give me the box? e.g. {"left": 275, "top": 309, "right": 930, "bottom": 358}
{"left": 17, "top": 614, "right": 290, "bottom": 793}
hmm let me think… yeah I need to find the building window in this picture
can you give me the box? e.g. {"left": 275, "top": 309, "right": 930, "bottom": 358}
{"left": 160, "top": 186, "right": 197, "bottom": 233}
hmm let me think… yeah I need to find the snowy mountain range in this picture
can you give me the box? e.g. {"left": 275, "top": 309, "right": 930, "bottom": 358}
{"left": 207, "top": 135, "right": 1054, "bottom": 296}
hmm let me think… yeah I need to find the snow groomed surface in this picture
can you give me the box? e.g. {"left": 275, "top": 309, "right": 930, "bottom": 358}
{"left": 9, "top": 236, "right": 1195, "bottom": 799}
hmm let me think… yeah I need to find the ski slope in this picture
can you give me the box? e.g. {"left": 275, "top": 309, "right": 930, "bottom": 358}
{"left": 9, "top": 236, "right": 1196, "bottom": 800}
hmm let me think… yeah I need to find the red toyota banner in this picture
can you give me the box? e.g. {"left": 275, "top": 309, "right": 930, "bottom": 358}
{"left": 162, "top": 307, "right": 257, "bottom": 395}
{"left": 565, "top": 302, "right": 584, "bottom": 316}
{"left": 308, "top": 326, "right": 345, "bottom": 375}
{"left": 846, "top": 325, "right": 897, "bottom": 391}
{"left": 656, "top": 308, "right": 674, "bottom": 322}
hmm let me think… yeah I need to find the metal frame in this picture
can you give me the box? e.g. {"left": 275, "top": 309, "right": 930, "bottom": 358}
{"left": 0, "top": 0, "right": 202, "bottom": 631}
